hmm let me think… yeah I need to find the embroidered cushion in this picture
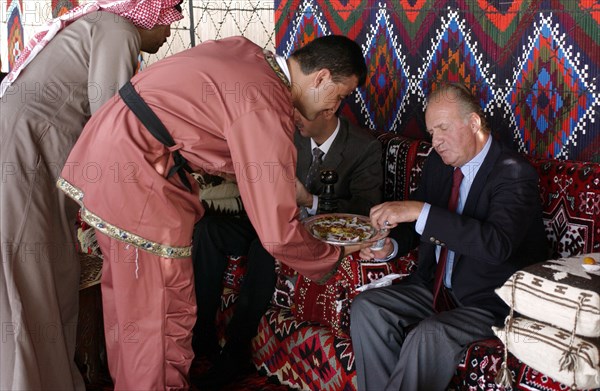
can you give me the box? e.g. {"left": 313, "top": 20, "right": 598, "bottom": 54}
{"left": 193, "top": 172, "right": 245, "bottom": 216}
{"left": 271, "top": 262, "right": 298, "bottom": 310}
{"left": 216, "top": 256, "right": 297, "bottom": 345}
{"left": 495, "top": 254, "right": 600, "bottom": 338}
{"left": 377, "top": 132, "right": 433, "bottom": 203}
{"left": 493, "top": 317, "right": 600, "bottom": 389}
{"left": 293, "top": 251, "right": 419, "bottom": 337}
{"left": 525, "top": 157, "right": 600, "bottom": 258}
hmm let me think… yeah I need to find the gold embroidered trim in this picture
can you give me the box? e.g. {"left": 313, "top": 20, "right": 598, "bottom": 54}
{"left": 264, "top": 50, "right": 290, "bottom": 89}
{"left": 57, "top": 178, "right": 192, "bottom": 259}
{"left": 58, "top": 177, "right": 84, "bottom": 202}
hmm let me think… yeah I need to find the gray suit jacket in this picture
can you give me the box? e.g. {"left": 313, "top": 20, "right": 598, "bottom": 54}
{"left": 294, "top": 117, "right": 382, "bottom": 216}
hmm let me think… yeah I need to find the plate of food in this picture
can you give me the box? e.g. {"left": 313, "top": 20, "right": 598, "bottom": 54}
{"left": 303, "top": 213, "right": 386, "bottom": 246}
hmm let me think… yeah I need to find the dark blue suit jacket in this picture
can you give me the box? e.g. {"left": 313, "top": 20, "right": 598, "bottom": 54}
{"left": 393, "top": 138, "right": 548, "bottom": 325}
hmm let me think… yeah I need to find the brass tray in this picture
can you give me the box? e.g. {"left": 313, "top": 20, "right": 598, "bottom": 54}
{"left": 303, "top": 213, "right": 387, "bottom": 246}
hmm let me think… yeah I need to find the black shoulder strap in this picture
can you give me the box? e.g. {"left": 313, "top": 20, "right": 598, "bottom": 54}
{"left": 119, "top": 81, "right": 193, "bottom": 192}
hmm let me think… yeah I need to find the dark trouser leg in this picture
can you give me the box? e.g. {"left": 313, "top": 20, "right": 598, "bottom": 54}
{"left": 225, "top": 238, "right": 277, "bottom": 349}
{"left": 350, "top": 281, "right": 495, "bottom": 391}
{"left": 388, "top": 306, "right": 496, "bottom": 391}
{"left": 192, "top": 220, "right": 278, "bottom": 389}
{"left": 350, "top": 282, "right": 434, "bottom": 391}
{"left": 192, "top": 215, "right": 256, "bottom": 357}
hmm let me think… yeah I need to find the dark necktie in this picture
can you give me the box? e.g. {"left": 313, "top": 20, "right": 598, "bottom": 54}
{"left": 432, "top": 167, "right": 464, "bottom": 313}
{"left": 305, "top": 147, "right": 324, "bottom": 193}
{"left": 298, "top": 147, "right": 324, "bottom": 220}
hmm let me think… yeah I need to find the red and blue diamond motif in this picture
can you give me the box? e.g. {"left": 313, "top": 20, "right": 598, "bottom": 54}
{"left": 508, "top": 15, "right": 596, "bottom": 159}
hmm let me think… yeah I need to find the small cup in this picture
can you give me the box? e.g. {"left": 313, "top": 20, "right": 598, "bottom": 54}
{"left": 370, "top": 237, "right": 386, "bottom": 251}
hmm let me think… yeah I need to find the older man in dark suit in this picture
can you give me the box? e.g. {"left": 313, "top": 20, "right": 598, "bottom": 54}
{"left": 193, "top": 108, "right": 382, "bottom": 388}
{"left": 350, "top": 82, "right": 548, "bottom": 391}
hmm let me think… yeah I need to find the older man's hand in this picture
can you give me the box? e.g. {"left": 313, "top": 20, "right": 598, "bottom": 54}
{"left": 369, "top": 201, "right": 425, "bottom": 230}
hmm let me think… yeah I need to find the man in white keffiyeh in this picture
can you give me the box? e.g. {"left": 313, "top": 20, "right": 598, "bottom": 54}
{"left": 0, "top": 1, "right": 182, "bottom": 390}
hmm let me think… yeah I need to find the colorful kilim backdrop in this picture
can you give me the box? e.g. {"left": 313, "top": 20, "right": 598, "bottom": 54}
{"left": 52, "top": 0, "right": 79, "bottom": 17}
{"left": 2, "top": 0, "right": 598, "bottom": 161}
{"left": 275, "top": 0, "right": 600, "bottom": 161}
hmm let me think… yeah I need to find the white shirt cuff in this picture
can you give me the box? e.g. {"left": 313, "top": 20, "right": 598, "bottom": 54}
{"left": 307, "top": 195, "right": 318, "bottom": 215}
{"left": 415, "top": 203, "right": 431, "bottom": 234}
{"left": 374, "top": 238, "right": 399, "bottom": 262}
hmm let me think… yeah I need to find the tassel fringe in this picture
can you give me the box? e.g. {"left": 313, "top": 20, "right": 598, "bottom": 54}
{"left": 77, "top": 227, "right": 102, "bottom": 257}
{"left": 559, "top": 346, "right": 577, "bottom": 372}
{"left": 495, "top": 361, "right": 514, "bottom": 388}
{"left": 495, "top": 274, "right": 519, "bottom": 389}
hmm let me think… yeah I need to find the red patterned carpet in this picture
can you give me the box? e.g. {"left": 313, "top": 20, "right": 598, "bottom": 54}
{"left": 85, "top": 357, "right": 291, "bottom": 391}
{"left": 188, "top": 357, "right": 291, "bottom": 391}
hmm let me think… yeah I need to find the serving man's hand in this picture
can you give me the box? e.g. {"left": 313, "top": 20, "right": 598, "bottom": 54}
{"left": 359, "top": 237, "right": 394, "bottom": 260}
{"left": 341, "top": 242, "right": 373, "bottom": 258}
{"left": 295, "top": 177, "right": 313, "bottom": 207}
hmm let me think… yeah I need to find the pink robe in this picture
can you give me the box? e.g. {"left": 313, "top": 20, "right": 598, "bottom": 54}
{"left": 59, "top": 36, "right": 341, "bottom": 281}
{"left": 58, "top": 37, "right": 343, "bottom": 388}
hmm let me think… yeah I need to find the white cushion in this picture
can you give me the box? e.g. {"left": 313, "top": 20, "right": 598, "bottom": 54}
{"left": 495, "top": 254, "right": 600, "bottom": 338}
{"left": 493, "top": 317, "right": 600, "bottom": 389}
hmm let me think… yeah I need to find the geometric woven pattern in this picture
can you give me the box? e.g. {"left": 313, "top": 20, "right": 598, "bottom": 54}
{"left": 3, "top": 1, "right": 599, "bottom": 161}
{"left": 276, "top": 0, "right": 331, "bottom": 58}
{"left": 525, "top": 156, "right": 600, "bottom": 258}
{"left": 275, "top": 0, "right": 600, "bottom": 161}
{"left": 6, "top": 0, "right": 24, "bottom": 70}
{"left": 254, "top": 307, "right": 357, "bottom": 391}
{"left": 418, "top": 9, "right": 495, "bottom": 113}
{"left": 378, "top": 130, "right": 434, "bottom": 202}
{"left": 507, "top": 15, "right": 597, "bottom": 159}
{"left": 357, "top": 7, "right": 409, "bottom": 132}
{"left": 51, "top": 0, "right": 78, "bottom": 17}
{"left": 293, "top": 250, "right": 419, "bottom": 337}
{"left": 449, "top": 338, "right": 600, "bottom": 391}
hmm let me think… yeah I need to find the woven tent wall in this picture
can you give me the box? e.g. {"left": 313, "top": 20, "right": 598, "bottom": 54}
{"left": 275, "top": 0, "right": 599, "bottom": 161}
{"left": 2, "top": 0, "right": 598, "bottom": 161}
{"left": 143, "top": 1, "right": 277, "bottom": 65}
{"left": 0, "top": 0, "right": 276, "bottom": 69}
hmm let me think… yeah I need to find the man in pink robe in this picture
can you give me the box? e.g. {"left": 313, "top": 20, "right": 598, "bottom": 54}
{"left": 0, "top": 1, "right": 181, "bottom": 389}
{"left": 58, "top": 35, "right": 367, "bottom": 389}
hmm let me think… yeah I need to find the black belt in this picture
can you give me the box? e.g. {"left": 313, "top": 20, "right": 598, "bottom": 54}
{"left": 119, "top": 81, "right": 193, "bottom": 192}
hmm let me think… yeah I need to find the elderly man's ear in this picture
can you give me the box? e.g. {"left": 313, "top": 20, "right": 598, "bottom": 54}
{"left": 469, "top": 112, "right": 482, "bottom": 133}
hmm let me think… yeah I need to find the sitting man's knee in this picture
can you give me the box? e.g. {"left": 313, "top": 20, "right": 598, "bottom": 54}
{"left": 350, "top": 291, "right": 377, "bottom": 321}
{"left": 406, "top": 316, "right": 447, "bottom": 342}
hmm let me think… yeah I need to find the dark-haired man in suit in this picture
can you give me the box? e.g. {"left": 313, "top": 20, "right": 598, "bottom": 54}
{"left": 351, "top": 82, "right": 547, "bottom": 391}
{"left": 193, "top": 107, "right": 382, "bottom": 388}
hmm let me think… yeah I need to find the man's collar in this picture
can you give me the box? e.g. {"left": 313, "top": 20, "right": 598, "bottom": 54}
{"left": 460, "top": 134, "right": 492, "bottom": 182}
{"left": 310, "top": 118, "right": 341, "bottom": 155}
{"left": 263, "top": 50, "right": 290, "bottom": 89}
